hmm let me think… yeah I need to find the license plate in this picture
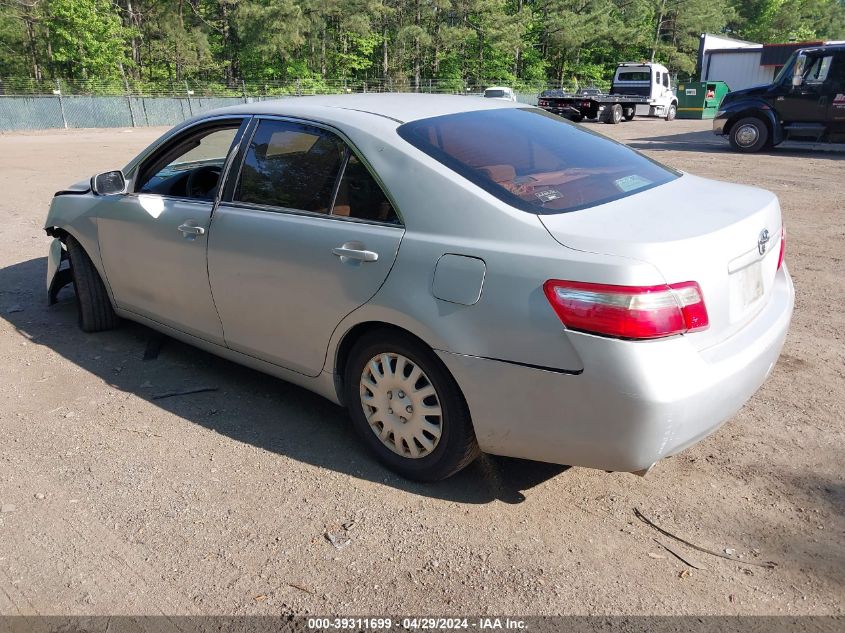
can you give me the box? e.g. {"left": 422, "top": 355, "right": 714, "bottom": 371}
{"left": 734, "top": 260, "right": 764, "bottom": 311}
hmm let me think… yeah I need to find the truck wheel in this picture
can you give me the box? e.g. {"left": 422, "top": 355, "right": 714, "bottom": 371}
{"left": 623, "top": 108, "right": 635, "bottom": 121}
{"left": 66, "top": 236, "right": 120, "bottom": 333}
{"left": 729, "top": 117, "right": 769, "bottom": 153}
{"left": 568, "top": 114, "right": 584, "bottom": 123}
{"left": 665, "top": 103, "right": 677, "bottom": 121}
{"left": 607, "top": 104, "right": 623, "bottom": 124}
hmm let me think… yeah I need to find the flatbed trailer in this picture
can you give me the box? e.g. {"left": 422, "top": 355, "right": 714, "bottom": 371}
{"left": 537, "top": 91, "right": 645, "bottom": 124}
{"left": 537, "top": 62, "right": 679, "bottom": 123}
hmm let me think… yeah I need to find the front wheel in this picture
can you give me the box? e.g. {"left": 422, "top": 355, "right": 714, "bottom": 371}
{"left": 344, "top": 330, "right": 479, "bottom": 481}
{"left": 728, "top": 117, "right": 769, "bottom": 153}
{"left": 665, "top": 103, "right": 677, "bottom": 121}
{"left": 66, "top": 236, "right": 119, "bottom": 333}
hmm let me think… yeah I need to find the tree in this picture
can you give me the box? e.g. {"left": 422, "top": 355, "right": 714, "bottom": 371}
{"left": 1, "top": 0, "right": 843, "bottom": 89}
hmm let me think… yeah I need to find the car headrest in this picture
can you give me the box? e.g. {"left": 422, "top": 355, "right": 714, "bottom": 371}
{"left": 479, "top": 164, "right": 516, "bottom": 183}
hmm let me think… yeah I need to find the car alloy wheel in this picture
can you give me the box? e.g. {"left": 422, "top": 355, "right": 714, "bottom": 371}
{"left": 359, "top": 352, "right": 443, "bottom": 459}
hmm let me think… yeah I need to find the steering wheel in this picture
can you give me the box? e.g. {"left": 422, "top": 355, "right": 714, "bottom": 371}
{"left": 185, "top": 165, "right": 222, "bottom": 199}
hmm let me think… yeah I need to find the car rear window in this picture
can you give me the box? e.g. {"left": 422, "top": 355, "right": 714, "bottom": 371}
{"left": 617, "top": 71, "right": 651, "bottom": 81}
{"left": 484, "top": 89, "right": 506, "bottom": 98}
{"left": 396, "top": 108, "right": 678, "bottom": 214}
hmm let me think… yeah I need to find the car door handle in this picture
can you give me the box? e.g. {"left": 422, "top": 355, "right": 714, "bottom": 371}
{"left": 178, "top": 223, "right": 206, "bottom": 237}
{"left": 332, "top": 246, "right": 378, "bottom": 262}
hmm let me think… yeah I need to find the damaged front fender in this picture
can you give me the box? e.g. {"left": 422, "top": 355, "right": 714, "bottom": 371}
{"left": 47, "top": 237, "right": 73, "bottom": 305}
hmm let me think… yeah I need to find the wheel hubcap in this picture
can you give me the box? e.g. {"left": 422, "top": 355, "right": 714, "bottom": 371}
{"left": 736, "top": 124, "right": 758, "bottom": 147}
{"left": 359, "top": 353, "right": 443, "bottom": 459}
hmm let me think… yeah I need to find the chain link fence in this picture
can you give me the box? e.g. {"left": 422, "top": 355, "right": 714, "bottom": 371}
{"left": 0, "top": 77, "right": 609, "bottom": 131}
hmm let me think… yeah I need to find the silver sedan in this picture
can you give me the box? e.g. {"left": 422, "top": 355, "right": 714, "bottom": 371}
{"left": 44, "top": 94, "right": 794, "bottom": 481}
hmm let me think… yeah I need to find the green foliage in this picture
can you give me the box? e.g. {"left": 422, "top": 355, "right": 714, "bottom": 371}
{"left": 0, "top": 0, "right": 843, "bottom": 89}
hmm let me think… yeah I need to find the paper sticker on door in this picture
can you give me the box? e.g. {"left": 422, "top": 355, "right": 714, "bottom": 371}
{"left": 685, "top": 88, "right": 697, "bottom": 96}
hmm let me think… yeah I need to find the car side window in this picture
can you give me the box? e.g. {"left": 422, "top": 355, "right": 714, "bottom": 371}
{"left": 655, "top": 71, "right": 661, "bottom": 85}
{"left": 235, "top": 119, "right": 345, "bottom": 213}
{"left": 332, "top": 153, "right": 400, "bottom": 224}
{"left": 804, "top": 55, "right": 833, "bottom": 84}
{"left": 662, "top": 73, "right": 669, "bottom": 88}
{"left": 137, "top": 125, "right": 239, "bottom": 200}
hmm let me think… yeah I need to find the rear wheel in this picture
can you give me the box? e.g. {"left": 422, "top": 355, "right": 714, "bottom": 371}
{"left": 729, "top": 117, "right": 769, "bottom": 153}
{"left": 623, "top": 108, "right": 635, "bottom": 121}
{"left": 568, "top": 114, "right": 584, "bottom": 123}
{"left": 344, "top": 330, "right": 479, "bottom": 481}
{"left": 606, "top": 104, "right": 623, "bottom": 124}
{"left": 66, "top": 236, "right": 119, "bottom": 333}
{"left": 665, "top": 103, "right": 677, "bottom": 121}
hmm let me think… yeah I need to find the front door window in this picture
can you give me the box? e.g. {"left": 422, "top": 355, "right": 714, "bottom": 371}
{"left": 137, "top": 126, "right": 239, "bottom": 200}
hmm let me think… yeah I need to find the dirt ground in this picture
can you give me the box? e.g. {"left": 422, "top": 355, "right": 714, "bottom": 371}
{"left": 0, "top": 118, "right": 842, "bottom": 618}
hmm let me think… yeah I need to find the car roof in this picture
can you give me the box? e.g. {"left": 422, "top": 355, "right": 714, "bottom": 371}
{"left": 208, "top": 92, "right": 528, "bottom": 125}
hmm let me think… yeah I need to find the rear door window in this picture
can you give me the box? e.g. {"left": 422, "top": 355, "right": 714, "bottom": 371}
{"left": 397, "top": 108, "right": 679, "bottom": 214}
{"left": 333, "top": 153, "right": 400, "bottom": 224}
{"left": 234, "top": 119, "right": 345, "bottom": 213}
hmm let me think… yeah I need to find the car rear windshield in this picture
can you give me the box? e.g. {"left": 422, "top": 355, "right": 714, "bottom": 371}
{"left": 616, "top": 71, "right": 651, "bottom": 81}
{"left": 396, "top": 108, "right": 679, "bottom": 214}
{"left": 484, "top": 89, "right": 506, "bottom": 98}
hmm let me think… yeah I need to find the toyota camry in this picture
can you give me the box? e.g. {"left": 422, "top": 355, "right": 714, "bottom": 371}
{"left": 44, "top": 94, "right": 793, "bottom": 481}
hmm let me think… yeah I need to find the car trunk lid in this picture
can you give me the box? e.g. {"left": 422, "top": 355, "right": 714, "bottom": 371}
{"left": 539, "top": 174, "right": 783, "bottom": 350}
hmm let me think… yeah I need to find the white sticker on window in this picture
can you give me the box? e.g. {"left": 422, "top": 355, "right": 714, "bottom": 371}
{"left": 535, "top": 189, "right": 562, "bottom": 202}
{"left": 615, "top": 175, "right": 652, "bottom": 192}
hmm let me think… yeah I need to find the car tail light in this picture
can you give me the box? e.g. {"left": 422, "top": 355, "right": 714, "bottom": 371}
{"left": 543, "top": 280, "right": 709, "bottom": 340}
{"left": 777, "top": 226, "right": 785, "bottom": 270}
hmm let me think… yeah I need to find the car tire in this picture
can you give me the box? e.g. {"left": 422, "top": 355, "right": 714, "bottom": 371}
{"left": 568, "top": 114, "right": 584, "bottom": 123}
{"left": 728, "top": 117, "right": 769, "bottom": 153}
{"left": 344, "top": 330, "right": 480, "bottom": 481}
{"left": 607, "top": 104, "right": 623, "bottom": 124}
{"left": 623, "top": 108, "right": 635, "bottom": 121}
{"left": 665, "top": 103, "right": 677, "bottom": 121}
{"left": 66, "top": 236, "right": 119, "bottom": 333}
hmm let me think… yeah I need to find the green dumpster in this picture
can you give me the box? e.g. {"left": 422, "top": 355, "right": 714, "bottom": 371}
{"left": 675, "top": 81, "right": 730, "bottom": 119}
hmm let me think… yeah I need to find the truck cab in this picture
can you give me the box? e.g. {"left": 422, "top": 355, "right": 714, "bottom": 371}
{"left": 713, "top": 44, "right": 845, "bottom": 152}
{"left": 611, "top": 62, "right": 678, "bottom": 120}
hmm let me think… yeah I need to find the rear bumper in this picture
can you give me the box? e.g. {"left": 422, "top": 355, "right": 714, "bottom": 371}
{"left": 437, "top": 266, "right": 794, "bottom": 473}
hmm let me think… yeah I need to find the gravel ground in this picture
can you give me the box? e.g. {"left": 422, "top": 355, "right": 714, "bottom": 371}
{"left": 0, "top": 118, "right": 842, "bottom": 617}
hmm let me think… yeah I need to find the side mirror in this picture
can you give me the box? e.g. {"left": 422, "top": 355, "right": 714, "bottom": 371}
{"left": 91, "top": 170, "right": 126, "bottom": 196}
{"left": 791, "top": 54, "right": 807, "bottom": 88}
